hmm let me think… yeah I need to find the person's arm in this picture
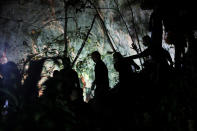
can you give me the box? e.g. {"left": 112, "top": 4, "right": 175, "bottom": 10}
{"left": 124, "top": 48, "right": 150, "bottom": 61}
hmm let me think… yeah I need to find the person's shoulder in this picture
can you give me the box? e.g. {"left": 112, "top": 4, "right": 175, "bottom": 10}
{"left": 100, "top": 59, "right": 107, "bottom": 64}
{"left": 96, "top": 60, "right": 103, "bottom": 65}
{"left": 100, "top": 60, "right": 107, "bottom": 67}
{"left": 70, "top": 68, "right": 78, "bottom": 74}
{"left": 95, "top": 60, "right": 106, "bottom": 69}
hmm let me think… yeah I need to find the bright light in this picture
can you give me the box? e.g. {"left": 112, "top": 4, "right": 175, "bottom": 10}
{"left": 0, "top": 52, "right": 8, "bottom": 64}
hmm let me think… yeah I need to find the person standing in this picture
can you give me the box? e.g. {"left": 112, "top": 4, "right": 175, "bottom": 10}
{"left": 91, "top": 51, "right": 109, "bottom": 100}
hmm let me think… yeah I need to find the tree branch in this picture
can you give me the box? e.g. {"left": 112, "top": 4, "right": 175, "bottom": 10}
{"left": 88, "top": 0, "right": 116, "bottom": 52}
{"left": 113, "top": 0, "right": 143, "bottom": 66}
{"left": 127, "top": 0, "right": 144, "bottom": 66}
{"left": 71, "top": 14, "right": 97, "bottom": 67}
{"left": 0, "top": 16, "right": 74, "bottom": 30}
{"left": 127, "top": 0, "right": 143, "bottom": 54}
{"left": 64, "top": 0, "right": 68, "bottom": 57}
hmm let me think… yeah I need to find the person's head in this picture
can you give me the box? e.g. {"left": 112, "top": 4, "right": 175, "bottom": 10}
{"left": 142, "top": 35, "right": 151, "bottom": 47}
{"left": 53, "top": 70, "right": 60, "bottom": 78}
{"left": 62, "top": 57, "right": 71, "bottom": 69}
{"left": 113, "top": 52, "right": 122, "bottom": 62}
{"left": 91, "top": 51, "right": 101, "bottom": 63}
{"left": 164, "top": 31, "right": 176, "bottom": 45}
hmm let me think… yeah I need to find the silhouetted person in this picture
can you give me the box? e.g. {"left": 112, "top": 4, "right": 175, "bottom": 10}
{"left": 0, "top": 62, "right": 21, "bottom": 90}
{"left": 113, "top": 52, "right": 141, "bottom": 131}
{"left": 43, "top": 70, "right": 62, "bottom": 99}
{"left": 0, "top": 61, "right": 21, "bottom": 111}
{"left": 113, "top": 52, "right": 139, "bottom": 93}
{"left": 125, "top": 35, "right": 173, "bottom": 84}
{"left": 149, "top": 4, "right": 163, "bottom": 49}
{"left": 60, "top": 57, "right": 83, "bottom": 102}
{"left": 163, "top": 7, "right": 187, "bottom": 71}
{"left": 90, "top": 51, "right": 112, "bottom": 131}
{"left": 91, "top": 51, "right": 109, "bottom": 100}
{"left": 23, "top": 59, "right": 45, "bottom": 104}
{"left": 184, "top": 32, "right": 197, "bottom": 75}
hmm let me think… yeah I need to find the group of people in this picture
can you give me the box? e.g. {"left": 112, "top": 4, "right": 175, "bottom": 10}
{"left": 89, "top": 34, "right": 173, "bottom": 101}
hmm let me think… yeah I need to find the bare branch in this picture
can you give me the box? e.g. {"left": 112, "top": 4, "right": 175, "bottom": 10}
{"left": 113, "top": 0, "right": 143, "bottom": 66}
{"left": 71, "top": 14, "right": 97, "bottom": 67}
{"left": 88, "top": 0, "right": 116, "bottom": 52}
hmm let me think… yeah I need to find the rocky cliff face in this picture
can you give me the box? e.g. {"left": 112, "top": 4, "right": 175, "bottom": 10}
{"left": 0, "top": 0, "right": 151, "bottom": 90}
{"left": 0, "top": 0, "right": 64, "bottom": 65}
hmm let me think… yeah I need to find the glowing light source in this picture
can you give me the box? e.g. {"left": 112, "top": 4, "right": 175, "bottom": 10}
{"left": 0, "top": 52, "right": 8, "bottom": 64}
{"left": 0, "top": 74, "right": 3, "bottom": 79}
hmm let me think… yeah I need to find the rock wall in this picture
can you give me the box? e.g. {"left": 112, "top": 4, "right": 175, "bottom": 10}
{"left": 0, "top": 0, "right": 151, "bottom": 90}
